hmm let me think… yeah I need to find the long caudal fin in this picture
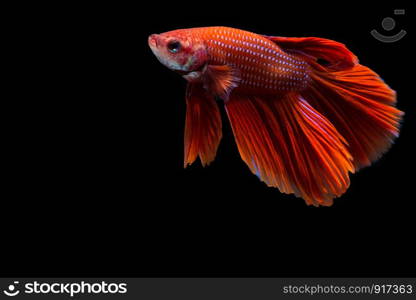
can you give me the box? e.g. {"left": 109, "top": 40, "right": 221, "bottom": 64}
{"left": 304, "top": 64, "right": 404, "bottom": 170}
{"left": 264, "top": 34, "right": 404, "bottom": 170}
{"left": 225, "top": 93, "right": 355, "bottom": 206}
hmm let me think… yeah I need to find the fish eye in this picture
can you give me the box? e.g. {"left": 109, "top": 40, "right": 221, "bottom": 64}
{"left": 167, "top": 40, "right": 181, "bottom": 53}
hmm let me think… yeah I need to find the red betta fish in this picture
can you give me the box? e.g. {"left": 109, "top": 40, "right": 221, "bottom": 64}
{"left": 148, "top": 26, "right": 403, "bottom": 206}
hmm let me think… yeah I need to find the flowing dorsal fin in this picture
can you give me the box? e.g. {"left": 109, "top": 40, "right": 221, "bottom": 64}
{"left": 263, "top": 35, "right": 359, "bottom": 71}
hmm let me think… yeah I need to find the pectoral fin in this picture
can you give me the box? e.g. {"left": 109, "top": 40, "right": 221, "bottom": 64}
{"left": 202, "top": 64, "right": 240, "bottom": 101}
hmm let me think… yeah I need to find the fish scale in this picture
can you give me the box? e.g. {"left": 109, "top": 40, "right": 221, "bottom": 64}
{"left": 194, "top": 26, "right": 310, "bottom": 93}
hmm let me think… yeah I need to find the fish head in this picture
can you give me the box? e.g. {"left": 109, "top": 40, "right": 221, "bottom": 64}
{"left": 148, "top": 30, "right": 208, "bottom": 81}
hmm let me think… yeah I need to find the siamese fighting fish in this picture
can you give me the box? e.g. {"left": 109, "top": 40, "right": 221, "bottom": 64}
{"left": 148, "top": 26, "right": 403, "bottom": 206}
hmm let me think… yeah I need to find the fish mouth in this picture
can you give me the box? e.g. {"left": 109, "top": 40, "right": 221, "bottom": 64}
{"left": 148, "top": 34, "right": 159, "bottom": 48}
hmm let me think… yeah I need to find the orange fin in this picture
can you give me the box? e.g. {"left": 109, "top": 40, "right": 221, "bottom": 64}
{"left": 184, "top": 83, "right": 222, "bottom": 167}
{"left": 203, "top": 64, "right": 240, "bottom": 101}
{"left": 264, "top": 36, "right": 358, "bottom": 71}
{"left": 225, "top": 93, "right": 354, "bottom": 206}
{"left": 304, "top": 64, "right": 403, "bottom": 170}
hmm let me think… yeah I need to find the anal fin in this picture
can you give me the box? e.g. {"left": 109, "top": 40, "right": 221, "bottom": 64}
{"left": 225, "top": 93, "right": 354, "bottom": 206}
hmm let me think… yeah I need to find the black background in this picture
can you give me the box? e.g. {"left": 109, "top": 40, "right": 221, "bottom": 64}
{"left": 2, "top": 3, "right": 414, "bottom": 278}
